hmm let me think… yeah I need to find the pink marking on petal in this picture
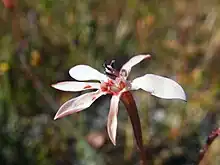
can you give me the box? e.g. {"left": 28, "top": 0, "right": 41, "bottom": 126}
{"left": 100, "top": 83, "right": 108, "bottom": 92}
{"left": 107, "top": 79, "right": 114, "bottom": 85}
{"left": 84, "top": 85, "right": 92, "bottom": 89}
{"left": 92, "top": 96, "right": 96, "bottom": 101}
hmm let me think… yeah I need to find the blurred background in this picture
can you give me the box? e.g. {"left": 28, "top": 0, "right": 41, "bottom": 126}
{"left": 0, "top": 0, "right": 220, "bottom": 165}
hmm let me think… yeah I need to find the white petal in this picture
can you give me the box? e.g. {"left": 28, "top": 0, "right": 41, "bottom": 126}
{"left": 54, "top": 91, "right": 105, "bottom": 120}
{"left": 51, "top": 81, "right": 100, "bottom": 92}
{"left": 131, "top": 74, "right": 186, "bottom": 101}
{"left": 69, "top": 65, "right": 108, "bottom": 82}
{"left": 120, "top": 54, "right": 151, "bottom": 78}
{"left": 107, "top": 95, "right": 120, "bottom": 145}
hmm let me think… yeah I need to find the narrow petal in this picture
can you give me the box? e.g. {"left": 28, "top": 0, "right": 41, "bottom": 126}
{"left": 51, "top": 81, "right": 100, "bottom": 92}
{"left": 121, "top": 91, "right": 147, "bottom": 164}
{"left": 107, "top": 95, "right": 120, "bottom": 145}
{"left": 131, "top": 74, "right": 186, "bottom": 101}
{"left": 120, "top": 54, "right": 151, "bottom": 78}
{"left": 69, "top": 65, "right": 108, "bottom": 82}
{"left": 54, "top": 91, "right": 105, "bottom": 120}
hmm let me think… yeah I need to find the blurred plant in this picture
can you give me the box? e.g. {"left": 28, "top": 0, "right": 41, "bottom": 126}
{"left": 2, "top": 0, "right": 15, "bottom": 9}
{"left": 0, "top": 62, "right": 9, "bottom": 73}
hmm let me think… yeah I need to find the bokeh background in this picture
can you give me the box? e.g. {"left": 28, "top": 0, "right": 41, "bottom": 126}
{"left": 0, "top": 0, "right": 220, "bottom": 165}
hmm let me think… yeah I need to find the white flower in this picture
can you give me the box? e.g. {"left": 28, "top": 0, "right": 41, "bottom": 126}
{"left": 52, "top": 54, "right": 186, "bottom": 145}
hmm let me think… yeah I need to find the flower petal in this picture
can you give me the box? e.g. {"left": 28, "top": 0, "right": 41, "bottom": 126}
{"left": 54, "top": 91, "right": 105, "bottom": 120}
{"left": 51, "top": 81, "right": 100, "bottom": 92}
{"left": 69, "top": 65, "right": 108, "bottom": 82}
{"left": 131, "top": 74, "right": 186, "bottom": 101}
{"left": 120, "top": 54, "right": 151, "bottom": 78}
{"left": 121, "top": 91, "right": 147, "bottom": 164}
{"left": 107, "top": 95, "right": 120, "bottom": 145}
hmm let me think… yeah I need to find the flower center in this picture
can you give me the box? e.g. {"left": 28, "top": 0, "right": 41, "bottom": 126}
{"left": 100, "top": 78, "right": 130, "bottom": 95}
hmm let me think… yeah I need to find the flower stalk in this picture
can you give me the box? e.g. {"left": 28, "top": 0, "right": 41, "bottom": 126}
{"left": 197, "top": 127, "right": 220, "bottom": 165}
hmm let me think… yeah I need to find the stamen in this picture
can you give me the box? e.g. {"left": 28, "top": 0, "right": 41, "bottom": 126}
{"left": 103, "top": 60, "right": 120, "bottom": 79}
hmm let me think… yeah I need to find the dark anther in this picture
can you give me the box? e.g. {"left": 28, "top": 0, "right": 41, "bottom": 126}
{"left": 103, "top": 60, "right": 119, "bottom": 79}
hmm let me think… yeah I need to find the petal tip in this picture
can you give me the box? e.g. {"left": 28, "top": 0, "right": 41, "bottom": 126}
{"left": 54, "top": 112, "right": 63, "bottom": 120}
{"left": 144, "top": 54, "right": 151, "bottom": 59}
{"left": 182, "top": 95, "right": 187, "bottom": 102}
{"left": 51, "top": 84, "right": 56, "bottom": 88}
{"left": 179, "top": 97, "right": 187, "bottom": 102}
{"left": 107, "top": 124, "right": 117, "bottom": 146}
{"left": 170, "top": 91, "right": 187, "bottom": 102}
{"left": 51, "top": 83, "right": 62, "bottom": 91}
{"left": 54, "top": 115, "right": 59, "bottom": 120}
{"left": 51, "top": 83, "right": 61, "bottom": 90}
{"left": 179, "top": 88, "right": 187, "bottom": 101}
{"left": 109, "top": 137, "right": 116, "bottom": 146}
